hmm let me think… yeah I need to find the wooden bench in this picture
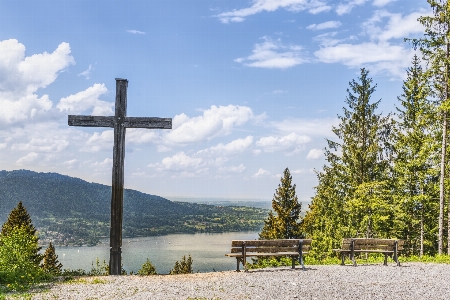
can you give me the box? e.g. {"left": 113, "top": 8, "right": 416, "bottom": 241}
{"left": 333, "top": 238, "right": 404, "bottom": 266}
{"left": 225, "top": 239, "right": 311, "bottom": 271}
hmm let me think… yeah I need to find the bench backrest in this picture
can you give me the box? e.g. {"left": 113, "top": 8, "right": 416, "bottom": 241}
{"left": 341, "top": 238, "right": 404, "bottom": 251}
{"left": 230, "top": 239, "right": 312, "bottom": 254}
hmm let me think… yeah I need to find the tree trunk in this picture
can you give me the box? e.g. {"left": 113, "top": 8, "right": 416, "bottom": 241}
{"left": 439, "top": 111, "right": 447, "bottom": 255}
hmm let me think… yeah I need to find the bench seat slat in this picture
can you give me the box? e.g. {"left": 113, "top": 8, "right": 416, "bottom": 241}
{"left": 231, "top": 239, "right": 311, "bottom": 247}
{"left": 225, "top": 252, "right": 305, "bottom": 258}
{"left": 230, "top": 246, "right": 298, "bottom": 253}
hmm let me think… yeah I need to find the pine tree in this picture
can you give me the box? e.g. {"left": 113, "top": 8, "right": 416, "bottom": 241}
{"left": 0, "top": 201, "right": 42, "bottom": 266}
{"left": 259, "top": 168, "right": 302, "bottom": 240}
{"left": 1, "top": 201, "right": 37, "bottom": 237}
{"left": 169, "top": 255, "right": 193, "bottom": 274}
{"left": 304, "top": 69, "right": 392, "bottom": 257}
{"left": 41, "top": 242, "right": 63, "bottom": 275}
{"left": 413, "top": 0, "right": 450, "bottom": 254}
{"left": 392, "top": 55, "right": 440, "bottom": 255}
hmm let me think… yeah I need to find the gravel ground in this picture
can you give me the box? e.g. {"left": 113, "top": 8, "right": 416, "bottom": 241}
{"left": 25, "top": 263, "right": 450, "bottom": 299}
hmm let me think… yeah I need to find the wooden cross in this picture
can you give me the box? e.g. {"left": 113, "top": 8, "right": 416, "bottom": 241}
{"left": 68, "top": 78, "right": 172, "bottom": 275}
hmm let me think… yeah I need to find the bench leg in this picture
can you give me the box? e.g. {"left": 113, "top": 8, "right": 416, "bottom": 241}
{"left": 384, "top": 254, "right": 388, "bottom": 266}
{"left": 236, "top": 258, "right": 240, "bottom": 272}
{"left": 341, "top": 254, "right": 345, "bottom": 266}
{"left": 350, "top": 254, "right": 357, "bottom": 266}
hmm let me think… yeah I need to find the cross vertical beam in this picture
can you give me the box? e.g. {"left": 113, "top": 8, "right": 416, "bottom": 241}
{"left": 110, "top": 78, "right": 127, "bottom": 275}
{"left": 67, "top": 78, "right": 172, "bottom": 275}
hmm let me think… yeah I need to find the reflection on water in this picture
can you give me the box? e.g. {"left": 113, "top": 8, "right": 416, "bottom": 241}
{"left": 55, "top": 231, "right": 259, "bottom": 274}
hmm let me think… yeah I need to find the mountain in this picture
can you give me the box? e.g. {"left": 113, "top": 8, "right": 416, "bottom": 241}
{"left": 0, "top": 170, "right": 268, "bottom": 246}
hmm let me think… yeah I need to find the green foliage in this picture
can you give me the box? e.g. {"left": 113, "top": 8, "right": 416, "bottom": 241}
{"left": 1, "top": 201, "right": 37, "bottom": 237}
{"left": 391, "top": 54, "right": 440, "bottom": 256}
{"left": 169, "top": 255, "right": 193, "bottom": 275}
{"left": 137, "top": 258, "right": 157, "bottom": 275}
{"left": 304, "top": 69, "right": 393, "bottom": 258}
{"left": 259, "top": 168, "right": 303, "bottom": 239}
{"left": 41, "top": 242, "right": 63, "bottom": 275}
{"left": 0, "top": 227, "right": 46, "bottom": 291}
{"left": 88, "top": 258, "right": 109, "bottom": 276}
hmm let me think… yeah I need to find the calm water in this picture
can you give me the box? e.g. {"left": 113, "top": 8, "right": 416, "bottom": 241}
{"left": 55, "top": 232, "right": 259, "bottom": 274}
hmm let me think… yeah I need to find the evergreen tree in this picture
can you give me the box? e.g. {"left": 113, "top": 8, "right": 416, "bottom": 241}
{"left": 169, "top": 255, "right": 193, "bottom": 274}
{"left": 304, "top": 69, "right": 392, "bottom": 256}
{"left": 0, "top": 202, "right": 41, "bottom": 266}
{"left": 1, "top": 201, "right": 37, "bottom": 237}
{"left": 41, "top": 242, "right": 63, "bottom": 275}
{"left": 137, "top": 258, "right": 157, "bottom": 275}
{"left": 259, "top": 168, "right": 302, "bottom": 240}
{"left": 413, "top": 0, "right": 450, "bottom": 254}
{"left": 392, "top": 55, "right": 440, "bottom": 255}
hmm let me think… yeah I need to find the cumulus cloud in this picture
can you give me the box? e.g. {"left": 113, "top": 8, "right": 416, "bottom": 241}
{"left": 373, "top": 0, "right": 396, "bottom": 7}
{"left": 0, "top": 39, "right": 75, "bottom": 125}
{"left": 218, "top": 164, "right": 246, "bottom": 174}
{"left": 336, "top": 0, "right": 367, "bottom": 15}
{"left": 306, "top": 148, "right": 324, "bottom": 159}
{"left": 79, "top": 130, "right": 113, "bottom": 152}
{"left": 252, "top": 168, "right": 270, "bottom": 178}
{"left": 307, "top": 21, "right": 342, "bottom": 31}
{"left": 197, "top": 136, "right": 253, "bottom": 156}
{"left": 315, "top": 42, "right": 414, "bottom": 78}
{"left": 16, "top": 152, "right": 39, "bottom": 165}
{"left": 217, "top": 0, "right": 331, "bottom": 23}
{"left": 11, "top": 137, "right": 69, "bottom": 153}
{"left": 149, "top": 152, "right": 204, "bottom": 172}
{"left": 256, "top": 132, "right": 310, "bottom": 154}
{"left": 314, "top": 11, "right": 427, "bottom": 79}
{"left": 165, "top": 105, "right": 256, "bottom": 144}
{"left": 57, "top": 83, "right": 111, "bottom": 115}
{"left": 235, "top": 37, "right": 307, "bottom": 69}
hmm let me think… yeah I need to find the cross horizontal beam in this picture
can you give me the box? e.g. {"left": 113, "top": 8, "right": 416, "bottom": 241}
{"left": 68, "top": 115, "right": 172, "bottom": 129}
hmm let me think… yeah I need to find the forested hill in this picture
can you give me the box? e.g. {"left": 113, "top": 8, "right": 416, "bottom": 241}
{"left": 0, "top": 170, "right": 268, "bottom": 246}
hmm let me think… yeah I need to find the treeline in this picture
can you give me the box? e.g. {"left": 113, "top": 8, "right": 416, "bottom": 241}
{"left": 0, "top": 170, "right": 268, "bottom": 246}
{"left": 303, "top": 2, "right": 450, "bottom": 258}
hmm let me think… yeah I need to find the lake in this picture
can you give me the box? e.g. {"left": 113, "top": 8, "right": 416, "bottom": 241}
{"left": 55, "top": 231, "right": 259, "bottom": 274}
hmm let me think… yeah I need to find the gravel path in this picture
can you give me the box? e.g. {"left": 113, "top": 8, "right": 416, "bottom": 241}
{"left": 27, "top": 263, "right": 450, "bottom": 299}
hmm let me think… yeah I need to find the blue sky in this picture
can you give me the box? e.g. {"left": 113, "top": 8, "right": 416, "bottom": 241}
{"left": 0, "top": 0, "right": 429, "bottom": 202}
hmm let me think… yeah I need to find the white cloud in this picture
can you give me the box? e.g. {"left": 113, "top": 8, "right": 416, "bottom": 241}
{"left": 165, "top": 105, "right": 256, "bottom": 144}
{"left": 252, "top": 168, "right": 270, "bottom": 178}
{"left": 373, "top": 0, "right": 396, "bottom": 7}
{"left": 57, "top": 83, "right": 111, "bottom": 115}
{"left": 16, "top": 152, "right": 39, "bottom": 165}
{"left": 218, "top": 164, "right": 246, "bottom": 174}
{"left": 256, "top": 132, "right": 310, "bottom": 154}
{"left": 150, "top": 152, "right": 204, "bottom": 172}
{"left": 126, "top": 30, "right": 146, "bottom": 34}
{"left": 0, "top": 39, "right": 75, "bottom": 125}
{"left": 307, "top": 21, "right": 342, "bottom": 31}
{"left": 362, "top": 10, "right": 426, "bottom": 42}
{"left": 80, "top": 130, "right": 113, "bottom": 152}
{"left": 11, "top": 137, "right": 69, "bottom": 153}
{"left": 90, "top": 158, "right": 113, "bottom": 171}
{"left": 198, "top": 136, "right": 253, "bottom": 156}
{"left": 217, "top": 0, "right": 331, "bottom": 23}
{"left": 235, "top": 37, "right": 306, "bottom": 69}
{"left": 314, "top": 42, "right": 414, "bottom": 78}
{"left": 78, "top": 64, "right": 93, "bottom": 79}
{"left": 271, "top": 118, "right": 338, "bottom": 137}
{"left": 336, "top": 0, "right": 367, "bottom": 15}
{"left": 306, "top": 148, "right": 324, "bottom": 159}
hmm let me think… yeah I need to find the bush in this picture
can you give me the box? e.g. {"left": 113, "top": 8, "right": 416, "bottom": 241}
{"left": 169, "top": 255, "right": 193, "bottom": 275}
{"left": 88, "top": 258, "right": 109, "bottom": 276}
{"left": 137, "top": 258, "right": 157, "bottom": 275}
{"left": 0, "top": 227, "right": 46, "bottom": 291}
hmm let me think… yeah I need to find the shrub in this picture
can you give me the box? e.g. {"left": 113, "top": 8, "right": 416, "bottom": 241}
{"left": 137, "top": 258, "right": 157, "bottom": 275}
{"left": 89, "top": 258, "right": 109, "bottom": 276}
{"left": 169, "top": 255, "right": 193, "bottom": 275}
{"left": 0, "top": 227, "right": 46, "bottom": 291}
